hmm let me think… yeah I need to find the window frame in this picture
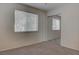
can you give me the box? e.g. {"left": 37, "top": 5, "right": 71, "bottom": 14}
{"left": 14, "top": 10, "right": 39, "bottom": 32}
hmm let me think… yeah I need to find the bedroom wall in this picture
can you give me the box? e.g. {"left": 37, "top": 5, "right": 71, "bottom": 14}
{"left": 0, "top": 3, "right": 47, "bottom": 51}
{"left": 48, "top": 4, "right": 79, "bottom": 51}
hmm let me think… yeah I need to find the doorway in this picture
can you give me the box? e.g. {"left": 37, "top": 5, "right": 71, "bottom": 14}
{"left": 47, "top": 15, "right": 61, "bottom": 45}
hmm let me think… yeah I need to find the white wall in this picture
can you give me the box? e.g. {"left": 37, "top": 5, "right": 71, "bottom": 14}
{"left": 48, "top": 4, "right": 79, "bottom": 51}
{"left": 0, "top": 3, "right": 47, "bottom": 51}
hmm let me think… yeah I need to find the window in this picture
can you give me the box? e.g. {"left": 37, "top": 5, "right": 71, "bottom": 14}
{"left": 15, "top": 10, "right": 38, "bottom": 32}
{"left": 52, "top": 16, "right": 60, "bottom": 30}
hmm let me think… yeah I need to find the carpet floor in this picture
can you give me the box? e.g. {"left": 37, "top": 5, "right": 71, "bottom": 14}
{"left": 0, "top": 39, "right": 79, "bottom": 55}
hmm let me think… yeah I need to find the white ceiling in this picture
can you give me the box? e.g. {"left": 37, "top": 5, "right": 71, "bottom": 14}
{"left": 24, "top": 3, "right": 66, "bottom": 11}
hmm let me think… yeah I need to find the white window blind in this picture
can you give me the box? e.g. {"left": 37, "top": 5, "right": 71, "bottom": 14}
{"left": 15, "top": 10, "right": 38, "bottom": 32}
{"left": 52, "top": 17, "right": 60, "bottom": 30}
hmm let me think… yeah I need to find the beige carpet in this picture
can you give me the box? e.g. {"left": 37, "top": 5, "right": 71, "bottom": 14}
{"left": 0, "top": 39, "right": 79, "bottom": 55}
